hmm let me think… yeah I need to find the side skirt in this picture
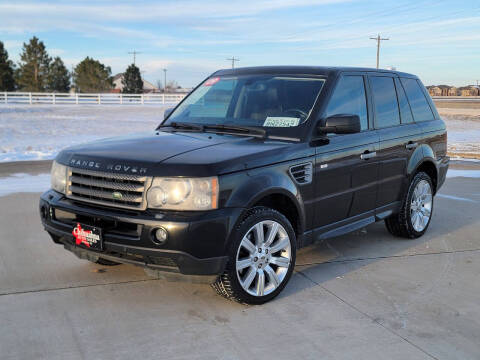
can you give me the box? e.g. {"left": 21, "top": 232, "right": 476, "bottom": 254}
{"left": 299, "top": 201, "right": 401, "bottom": 247}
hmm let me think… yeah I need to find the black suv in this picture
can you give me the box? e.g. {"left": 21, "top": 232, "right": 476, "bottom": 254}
{"left": 40, "top": 66, "right": 449, "bottom": 304}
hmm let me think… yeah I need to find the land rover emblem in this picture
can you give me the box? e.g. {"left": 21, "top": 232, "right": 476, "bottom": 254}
{"left": 112, "top": 191, "right": 123, "bottom": 200}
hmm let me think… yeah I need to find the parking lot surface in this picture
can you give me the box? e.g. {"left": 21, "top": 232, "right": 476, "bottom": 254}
{"left": 0, "top": 162, "right": 479, "bottom": 360}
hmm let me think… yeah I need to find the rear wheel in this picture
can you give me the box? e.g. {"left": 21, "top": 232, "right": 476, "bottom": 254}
{"left": 385, "top": 171, "right": 434, "bottom": 238}
{"left": 212, "top": 207, "right": 296, "bottom": 304}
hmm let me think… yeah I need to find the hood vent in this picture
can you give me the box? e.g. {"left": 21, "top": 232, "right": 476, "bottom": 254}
{"left": 289, "top": 162, "right": 313, "bottom": 184}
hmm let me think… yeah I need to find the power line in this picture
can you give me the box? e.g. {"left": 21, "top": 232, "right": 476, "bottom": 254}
{"left": 128, "top": 50, "right": 142, "bottom": 65}
{"left": 226, "top": 57, "right": 240, "bottom": 69}
{"left": 370, "top": 34, "right": 389, "bottom": 69}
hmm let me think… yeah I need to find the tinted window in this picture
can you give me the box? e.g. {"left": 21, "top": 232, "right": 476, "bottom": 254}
{"left": 394, "top": 78, "right": 413, "bottom": 123}
{"left": 400, "top": 78, "right": 434, "bottom": 122}
{"left": 326, "top": 75, "right": 368, "bottom": 130}
{"left": 168, "top": 75, "right": 325, "bottom": 128}
{"left": 187, "top": 78, "right": 236, "bottom": 118}
{"left": 370, "top": 76, "right": 400, "bottom": 128}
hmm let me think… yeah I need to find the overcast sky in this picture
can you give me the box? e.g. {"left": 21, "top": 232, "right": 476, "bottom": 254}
{"left": 0, "top": 0, "right": 479, "bottom": 87}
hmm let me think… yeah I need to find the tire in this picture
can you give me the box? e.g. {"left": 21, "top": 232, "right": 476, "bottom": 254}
{"left": 385, "top": 171, "right": 434, "bottom": 239}
{"left": 91, "top": 258, "right": 122, "bottom": 266}
{"left": 212, "top": 207, "right": 297, "bottom": 305}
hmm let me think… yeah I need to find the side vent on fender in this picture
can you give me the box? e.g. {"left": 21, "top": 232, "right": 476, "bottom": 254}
{"left": 289, "top": 162, "right": 313, "bottom": 184}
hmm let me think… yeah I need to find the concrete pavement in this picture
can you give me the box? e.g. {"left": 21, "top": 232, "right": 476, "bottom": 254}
{"left": 0, "top": 165, "right": 479, "bottom": 359}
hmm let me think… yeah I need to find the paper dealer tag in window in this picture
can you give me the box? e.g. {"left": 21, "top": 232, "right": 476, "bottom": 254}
{"left": 263, "top": 117, "right": 300, "bottom": 127}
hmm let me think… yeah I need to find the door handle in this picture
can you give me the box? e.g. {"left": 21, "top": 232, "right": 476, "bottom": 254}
{"left": 406, "top": 142, "right": 418, "bottom": 150}
{"left": 360, "top": 151, "right": 377, "bottom": 160}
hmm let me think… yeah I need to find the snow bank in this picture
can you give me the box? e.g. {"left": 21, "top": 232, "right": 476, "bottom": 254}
{"left": 440, "top": 113, "right": 480, "bottom": 159}
{"left": 0, "top": 173, "right": 50, "bottom": 196}
{"left": 0, "top": 105, "right": 167, "bottom": 162}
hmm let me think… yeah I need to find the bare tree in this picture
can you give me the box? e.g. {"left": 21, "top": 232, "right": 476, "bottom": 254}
{"left": 166, "top": 80, "right": 179, "bottom": 92}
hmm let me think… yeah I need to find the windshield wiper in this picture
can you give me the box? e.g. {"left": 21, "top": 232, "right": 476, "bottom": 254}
{"left": 203, "top": 124, "right": 267, "bottom": 139}
{"left": 157, "top": 122, "right": 204, "bottom": 132}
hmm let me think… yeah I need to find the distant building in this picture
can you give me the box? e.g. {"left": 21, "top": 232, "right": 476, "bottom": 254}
{"left": 112, "top": 73, "right": 158, "bottom": 93}
{"left": 427, "top": 86, "right": 442, "bottom": 96}
{"left": 427, "top": 85, "right": 459, "bottom": 97}
{"left": 458, "top": 86, "right": 480, "bottom": 96}
{"left": 437, "top": 85, "right": 451, "bottom": 96}
{"left": 448, "top": 87, "right": 458, "bottom": 96}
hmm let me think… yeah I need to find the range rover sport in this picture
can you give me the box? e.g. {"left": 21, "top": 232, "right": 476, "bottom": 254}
{"left": 40, "top": 66, "right": 449, "bottom": 304}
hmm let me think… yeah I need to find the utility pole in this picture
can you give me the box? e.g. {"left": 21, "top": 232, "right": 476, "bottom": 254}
{"left": 163, "top": 68, "right": 167, "bottom": 93}
{"left": 370, "top": 34, "right": 389, "bottom": 69}
{"left": 226, "top": 57, "right": 239, "bottom": 69}
{"left": 128, "top": 50, "right": 142, "bottom": 65}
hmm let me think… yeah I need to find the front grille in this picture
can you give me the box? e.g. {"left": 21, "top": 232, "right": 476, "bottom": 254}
{"left": 66, "top": 167, "right": 151, "bottom": 210}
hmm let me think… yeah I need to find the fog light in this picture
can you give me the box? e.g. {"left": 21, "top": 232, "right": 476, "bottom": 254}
{"left": 153, "top": 227, "right": 168, "bottom": 245}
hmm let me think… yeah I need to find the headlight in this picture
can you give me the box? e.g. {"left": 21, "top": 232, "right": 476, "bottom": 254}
{"left": 51, "top": 161, "right": 67, "bottom": 194}
{"left": 147, "top": 177, "right": 218, "bottom": 210}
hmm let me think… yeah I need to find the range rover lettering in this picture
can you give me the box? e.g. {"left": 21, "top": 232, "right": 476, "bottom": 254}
{"left": 40, "top": 66, "right": 449, "bottom": 304}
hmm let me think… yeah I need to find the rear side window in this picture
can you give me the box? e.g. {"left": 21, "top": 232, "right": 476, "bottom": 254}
{"left": 370, "top": 76, "right": 400, "bottom": 128}
{"left": 394, "top": 78, "right": 414, "bottom": 123}
{"left": 400, "top": 78, "right": 434, "bottom": 122}
{"left": 326, "top": 75, "right": 368, "bottom": 130}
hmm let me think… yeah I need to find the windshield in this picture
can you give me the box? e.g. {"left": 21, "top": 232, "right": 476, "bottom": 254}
{"left": 165, "top": 75, "right": 325, "bottom": 130}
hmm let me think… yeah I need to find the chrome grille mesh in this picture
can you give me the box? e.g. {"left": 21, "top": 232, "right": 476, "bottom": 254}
{"left": 66, "top": 167, "right": 151, "bottom": 210}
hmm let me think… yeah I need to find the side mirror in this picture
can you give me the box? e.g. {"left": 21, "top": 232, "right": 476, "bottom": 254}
{"left": 318, "top": 114, "right": 361, "bottom": 134}
{"left": 164, "top": 107, "right": 174, "bottom": 120}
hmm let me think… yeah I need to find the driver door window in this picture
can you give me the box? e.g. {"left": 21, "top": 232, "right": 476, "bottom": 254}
{"left": 326, "top": 75, "right": 368, "bottom": 131}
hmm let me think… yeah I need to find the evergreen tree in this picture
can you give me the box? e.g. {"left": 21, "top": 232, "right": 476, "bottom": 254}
{"left": 16, "top": 36, "right": 51, "bottom": 91}
{"left": 48, "top": 56, "right": 70, "bottom": 92}
{"left": 73, "top": 57, "right": 112, "bottom": 93}
{"left": 121, "top": 63, "right": 144, "bottom": 93}
{"left": 0, "top": 41, "right": 15, "bottom": 91}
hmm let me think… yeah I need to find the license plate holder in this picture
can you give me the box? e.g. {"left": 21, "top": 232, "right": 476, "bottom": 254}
{"left": 72, "top": 222, "right": 103, "bottom": 251}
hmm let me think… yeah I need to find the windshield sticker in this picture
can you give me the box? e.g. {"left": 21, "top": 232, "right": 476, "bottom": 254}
{"left": 204, "top": 77, "right": 220, "bottom": 86}
{"left": 263, "top": 117, "right": 300, "bottom": 127}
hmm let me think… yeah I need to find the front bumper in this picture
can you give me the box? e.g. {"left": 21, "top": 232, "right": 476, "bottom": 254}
{"left": 40, "top": 189, "right": 244, "bottom": 276}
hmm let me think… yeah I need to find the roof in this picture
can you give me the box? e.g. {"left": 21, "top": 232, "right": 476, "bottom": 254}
{"left": 214, "top": 65, "right": 417, "bottom": 78}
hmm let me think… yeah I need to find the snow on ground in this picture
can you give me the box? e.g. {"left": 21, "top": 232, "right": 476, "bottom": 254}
{"left": 0, "top": 173, "right": 50, "bottom": 196}
{"left": 0, "top": 104, "right": 479, "bottom": 163}
{"left": 446, "top": 169, "right": 480, "bottom": 178}
{"left": 439, "top": 109, "right": 480, "bottom": 159}
{"left": 0, "top": 105, "right": 167, "bottom": 162}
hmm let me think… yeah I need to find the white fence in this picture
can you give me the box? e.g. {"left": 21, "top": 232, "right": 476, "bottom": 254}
{"left": 0, "top": 92, "right": 187, "bottom": 105}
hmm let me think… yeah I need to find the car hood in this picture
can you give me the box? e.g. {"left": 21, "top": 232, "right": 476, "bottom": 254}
{"left": 56, "top": 131, "right": 313, "bottom": 177}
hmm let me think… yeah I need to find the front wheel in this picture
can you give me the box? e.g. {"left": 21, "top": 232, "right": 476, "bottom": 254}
{"left": 212, "top": 207, "right": 296, "bottom": 304}
{"left": 385, "top": 171, "right": 434, "bottom": 238}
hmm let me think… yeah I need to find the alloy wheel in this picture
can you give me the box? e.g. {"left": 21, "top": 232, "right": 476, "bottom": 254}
{"left": 235, "top": 220, "right": 292, "bottom": 297}
{"left": 410, "top": 179, "right": 433, "bottom": 232}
